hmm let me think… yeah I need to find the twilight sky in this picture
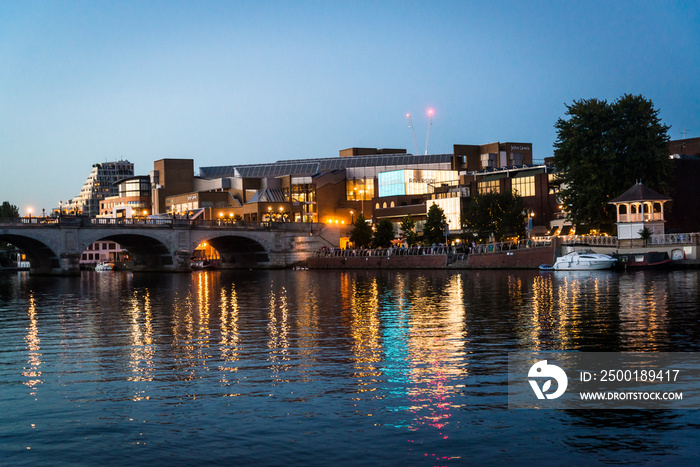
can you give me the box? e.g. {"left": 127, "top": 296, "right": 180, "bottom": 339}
{"left": 1, "top": 0, "right": 699, "bottom": 215}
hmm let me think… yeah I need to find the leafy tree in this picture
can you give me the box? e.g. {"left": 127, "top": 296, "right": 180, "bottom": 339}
{"left": 638, "top": 226, "right": 652, "bottom": 246}
{"left": 422, "top": 204, "right": 446, "bottom": 245}
{"left": 553, "top": 94, "right": 671, "bottom": 232}
{"left": 372, "top": 218, "right": 395, "bottom": 248}
{"left": 399, "top": 214, "right": 418, "bottom": 246}
{"left": 0, "top": 201, "right": 20, "bottom": 219}
{"left": 462, "top": 191, "right": 526, "bottom": 242}
{"left": 349, "top": 213, "right": 372, "bottom": 248}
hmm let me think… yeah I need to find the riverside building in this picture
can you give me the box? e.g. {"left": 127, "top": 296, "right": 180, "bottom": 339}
{"left": 59, "top": 160, "right": 134, "bottom": 217}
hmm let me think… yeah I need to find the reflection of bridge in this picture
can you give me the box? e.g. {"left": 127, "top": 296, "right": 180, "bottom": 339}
{"left": 0, "top": 217, "right": 334, "bottom": 275}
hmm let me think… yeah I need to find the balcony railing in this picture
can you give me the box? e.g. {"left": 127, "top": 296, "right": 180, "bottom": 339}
{"left": 617, "top": 213, "right": 664, "bottom": 222}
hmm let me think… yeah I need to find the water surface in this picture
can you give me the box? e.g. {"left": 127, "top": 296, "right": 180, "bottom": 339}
{"left": 1, "top": 269, "right": 698, "bottom": 465}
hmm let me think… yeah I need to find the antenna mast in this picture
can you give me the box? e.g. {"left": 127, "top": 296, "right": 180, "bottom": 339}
{"left": 406, "top": 114, "right": 420, "bottom": 155}
{"left": 424, "top": 109, "right": 434, "bottom": 155}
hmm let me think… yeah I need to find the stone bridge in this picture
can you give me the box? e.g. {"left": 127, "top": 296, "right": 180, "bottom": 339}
{"left": 0, "top": 217, "right": 337, "bottom": 275}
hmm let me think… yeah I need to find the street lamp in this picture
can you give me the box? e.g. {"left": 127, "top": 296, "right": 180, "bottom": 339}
{"left": 350, "top": 210, "right": 354, "bottom": 224}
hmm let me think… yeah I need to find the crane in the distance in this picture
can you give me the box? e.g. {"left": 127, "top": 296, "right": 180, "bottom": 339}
{"left": 405, "top": 108, "right": 435, "bottom": 155}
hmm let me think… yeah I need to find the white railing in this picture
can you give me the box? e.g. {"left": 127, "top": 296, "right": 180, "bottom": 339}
{"left": 650, "top": 233, "right": 699, "bottom": 245}
{"left": 559, "top": 235, "right": 618, "bottom": 246}
{"left": 618, "top": 213, "right": 664, "bottom": 222}
{"left": 471, "top": 238, "right": 552, "bottom": 255}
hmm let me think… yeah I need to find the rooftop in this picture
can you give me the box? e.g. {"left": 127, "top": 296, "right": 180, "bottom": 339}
{"left": 608, "top": 182, "right": 671, "bottom": 203}
{"left": 199, "top": 153, "right": 453, "bottom": 179}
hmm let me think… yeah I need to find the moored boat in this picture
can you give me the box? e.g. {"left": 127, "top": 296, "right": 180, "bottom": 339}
{"left": 95, "top": 261, "right": 114, "bottom": 271}
{"left": 612, "top": 251, "right": 672, "bottom": 270}
{"left": 542, "top": 250, "right": 616, "bottom": 271}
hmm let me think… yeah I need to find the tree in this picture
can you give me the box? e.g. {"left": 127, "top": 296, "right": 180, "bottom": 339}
{"left": 422, "top": 204, "right": 446, "bottom": 245}
{"left": 399, "top": 214, "right": 418, "bottom": 246}
{"left": 553, "top": 94, "right": 671, "bottom": 232}
{"left": 0, "top": 201, "right": 19, "bottom": 219}
{"left": 349, "top": 213, "right": 372, "bottom": 248}
{"left": 638, "top": 226, "right": 652, "bottom": 246}
{"left": 372, "top": 218, "right": 395, "bottom": 248}
{"left": 462, "top": 191, "right": 526, "bottom": 242}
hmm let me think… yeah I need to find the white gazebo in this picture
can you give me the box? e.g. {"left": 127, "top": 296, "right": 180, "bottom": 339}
{"left": 608, "top": 182, "right": 671, "bottom": 241}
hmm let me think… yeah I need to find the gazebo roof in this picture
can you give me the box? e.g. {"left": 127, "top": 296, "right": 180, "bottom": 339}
{"left": 608, "top": 183, "right": 671, "bottom": 204}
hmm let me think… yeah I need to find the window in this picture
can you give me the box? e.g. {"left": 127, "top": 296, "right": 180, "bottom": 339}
{"left": 512, "top": 176, "right": 535, "bottom": 197}
{"left": 478, "top": 180, "right": 500, "bottom": 194}
{"left": 346, "top": 179, "right": 374, "bottom": 201}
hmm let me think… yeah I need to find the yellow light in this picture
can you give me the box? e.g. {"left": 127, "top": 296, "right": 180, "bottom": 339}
{"left": 219, "top": 212, "right": 223, "bottom": 217}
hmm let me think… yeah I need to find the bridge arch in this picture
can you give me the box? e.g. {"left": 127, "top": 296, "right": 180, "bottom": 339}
{"left": 0, "top": 233, "right": 60, "bottom": 273}
{"left": 190, "top": 233, "right": 271, "bottom": 268}
{"left": 80, "top": 233, "right": 175, "bottom": 272}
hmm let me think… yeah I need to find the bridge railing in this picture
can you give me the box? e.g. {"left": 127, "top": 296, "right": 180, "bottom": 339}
{"left": 2, "top": 215, "right": 320, "bottom": 232}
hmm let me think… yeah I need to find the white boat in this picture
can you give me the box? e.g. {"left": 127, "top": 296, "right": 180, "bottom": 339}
{"left": 544, "top": 251, "right": 616, "bottom": 270}
{"left": 95, "top": 261, "right": 114, "bottom": 271}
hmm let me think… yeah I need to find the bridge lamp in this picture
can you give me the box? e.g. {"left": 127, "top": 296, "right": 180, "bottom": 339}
{"left": 27, "top": 208, "right": 32, "bottom": 218}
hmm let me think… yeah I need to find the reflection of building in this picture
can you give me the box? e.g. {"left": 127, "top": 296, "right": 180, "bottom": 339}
{"left": 61, "top": 160, "right": 134, "bottom": 217}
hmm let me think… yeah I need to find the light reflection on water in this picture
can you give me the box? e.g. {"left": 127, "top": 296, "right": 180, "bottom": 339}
{"left": 0, "top": 269, "right": 699, "bottom": 465}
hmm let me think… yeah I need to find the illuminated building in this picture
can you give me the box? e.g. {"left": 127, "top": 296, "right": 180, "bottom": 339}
{"left": 59, "top": 160, "right": 134, "bottom": 217}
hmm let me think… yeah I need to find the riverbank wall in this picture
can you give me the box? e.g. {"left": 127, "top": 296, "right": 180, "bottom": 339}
{"left": 466, "top": 246, "right": 556, "bottom": 269}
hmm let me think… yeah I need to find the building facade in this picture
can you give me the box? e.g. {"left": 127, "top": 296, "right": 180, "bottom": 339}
{"left": 99, "top": 176, "right": 152, "bottom": 217}
{"left": 60, "top": 160, "right": 134, "bottom": 217}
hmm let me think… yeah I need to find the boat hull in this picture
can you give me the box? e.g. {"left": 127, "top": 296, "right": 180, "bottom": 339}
{"left": 550, "top": 251, "right": 616, "bottom": 271}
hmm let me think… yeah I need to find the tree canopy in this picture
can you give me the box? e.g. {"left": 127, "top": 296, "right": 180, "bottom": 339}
{"left": 0, "top": 201, "right": 20, "bottom": 219}
{"left": 422, "top": 204, "right": 446, "bottom": 245}
{"left": 399, "top": 214, "right": 418, "bottom": 246}
{"left": 372, "top": 218, "right": 395, "bottom": 248}
{"left": 349, "top": 213, "right": 372, "bottom": 248}
{"left": 553, "top": 94, "right": 671, "bottom": 232}
{"left": 462, "top": 191, "right": 525, "bottom": 242}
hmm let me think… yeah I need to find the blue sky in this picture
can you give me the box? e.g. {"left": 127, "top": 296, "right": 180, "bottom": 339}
{"left": 1, "top": 0, "right": 699, "bottom": 215}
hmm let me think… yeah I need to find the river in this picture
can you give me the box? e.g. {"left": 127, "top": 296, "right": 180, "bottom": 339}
{"left": 1, "top": 269, "right": 698, "bottom": 465}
